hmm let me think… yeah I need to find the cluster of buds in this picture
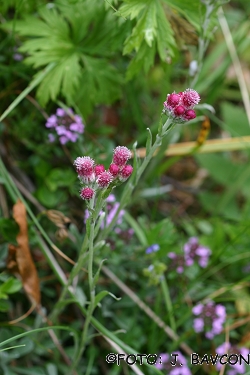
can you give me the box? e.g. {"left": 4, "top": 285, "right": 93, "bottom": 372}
{"left": 46, "top": 108, "right": 84, "bottom": 144}
{"left": 74, "top": 146, "right": 133, "bottom": 200}
{"left": 163, "top": 88, "right": 200, "bottom": 121}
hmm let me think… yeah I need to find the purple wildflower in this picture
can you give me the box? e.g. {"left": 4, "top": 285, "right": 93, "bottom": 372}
{"left": 192, "top": 301, "right": 226, "bottom": 339}
{"left": 216, "top": 343, "right": 249, "bottom": 375}
{"left": 184, "top": 237, "right": 211, "bottom": 268}
{"left": 146, "top": 244, "right": 160, "bottom": 254}
{"left": 45, "top": 108, "right": 84, "bottom": 144}
{"left": 155, "top": 352, "right": 191, "bottom": 375}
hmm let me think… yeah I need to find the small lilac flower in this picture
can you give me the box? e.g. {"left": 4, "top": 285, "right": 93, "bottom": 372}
{"left": 56, "top": 108, "right": 65, "bottom": 117}
{"left": 192, "top": 303, "right": 203, "bottom": 315}
{"left": 193, "top": 318, "right": 204, "bottom": 332}
{"left": 46, "top": 115, "right": 57, "bottom": 128}
{"left": 146, "top": 244, "right": 160, "bottom": 254}
{"left": 96, "top": 171, "right": 113, "bottom": 188}
{"left": 184, "top": 237, "right": 211, "bottom": 268}
{"left": 155, "top": 352, "right": 191, "bottom": 375}
{"left": 113, "top": 146, "right": 132, "bottom": 166}
{"left": 192, "top": 301, "right": 226, "bottom": 339}
{"left": 80, "top": 187, "right": 94, "bottom": 200}
{"left": 45, "top": 108, "right": 84, "bottom": 144}
{"left": 216, "top": 343, "right": 249, "bottom": 375}
{"left": 59, "top": 136, "right": 69, "bottom": 145}
{"left": 56, "top": 125, "right": 67, "bottom": 135}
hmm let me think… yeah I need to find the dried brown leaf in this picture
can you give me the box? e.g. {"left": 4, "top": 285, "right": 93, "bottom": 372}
{"left": 7, "top": 199, "right": 41, "bottom": 306}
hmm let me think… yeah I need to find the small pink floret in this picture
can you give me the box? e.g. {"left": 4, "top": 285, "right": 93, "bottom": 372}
{"left": 113, "top": 146, "right": 132, "bottom": 167}
{"left": 74, "top": 156, "right": 95, "bottom": 175}
{"left": 174, "top": 105, "right": 185, "bottom": 117}
{"left": 184, "top": 109, "right": 196, "bottom": 120}
{"left": 119, "top": 165, "right": 133, "bottom": 181}
{"left": 80, "top": 187, "right": 94, "bottom": 200}
{"left": 182, "top": 89, "right": 200, "bottom": 108}
{"left": 97, "top": 171, "right": 113, "bottom": 188}
{"left": 109, "top": 163, "right": 120, "bottom": 177}
{"left": 167, "top": 93, "right": 181, "bottom": 108}
{"left": 94, "top": 164, "right": 105, "bottom": 176}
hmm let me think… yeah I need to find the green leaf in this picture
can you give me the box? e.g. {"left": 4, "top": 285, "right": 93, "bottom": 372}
{"left": 0, "top": 299, "right": 9, "bottom": 311}
{"left": 119, "top": 0, "right": 149, "bottom": 19}
{"left": 75, "top": 56, "right": 122, "bottom": 116}
{"left": 221, "top": 102, "right": 250, "bottom": 137}
{"left": 93, "top": 259, "right": 106, "bottom": 287}
{"left": 46, "top": 168, "right": 76, "bottom": 192}
{"left": 196, "top": 153, "right": 242, "bottom": 186}
{"left": 35, "top": 185, "right": 67, "bottom": 207}
{"left": 122, "top": 0, "right": 176, "bottom": 78}
{"left": 0, "top": 278, "right": 22, "bottom": 295}
{"left": 74, "top": 287, "right": 86, "bottom": 307}
{"left": 163, "top": 0, "right": 203, "bottom": 29}
{"left": 124, "top": 212, "right": 147, "bottom": 246}
{"left": 0, "top": 218, "right": 19, "bottom": 243}
{"left": 94, "top": 290, "right": 121, "bottom": 309}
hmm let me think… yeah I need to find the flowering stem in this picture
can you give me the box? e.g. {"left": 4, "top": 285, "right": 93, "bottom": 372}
{"left": 98, "top": 117, "right": 173, "bottom": 242}
{"left": 71, "top": 196, "right": 99, "bottom": 368}
{"left": 160, "top": 277, "right": 176, "bottom": 333}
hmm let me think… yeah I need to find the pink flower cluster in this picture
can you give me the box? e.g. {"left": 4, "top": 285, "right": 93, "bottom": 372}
{"left": 46, "top": 108, "right": 84, "bottom": 144}
{"left": 192, "top": 301, "right": 226, "bottom": 339}
{"left": 163, "top": 89, "right": 200, "bottom": 121}
{"left": 216, "top": 343, "right": 249, "bottom": 375}
{"left": 184, "top": 237, "right": 211, "bottom": 268}
{"left": 74, "top": 146, "right": 133, "bottom": 200}
{"left": 167, "top": 238, "right": 211, "bottom": 273}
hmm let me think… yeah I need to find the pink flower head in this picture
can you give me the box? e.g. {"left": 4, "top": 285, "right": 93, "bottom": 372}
{"left": 109, "top": 163, "right": 120, "bottom": 177}
{"left": 163, "top": 88, "right": 200, "bottom": 122}
{"left": 74, "top": 156, "right": 95, "bottom": 183}
{"left": 113, "top": 146, "right": 132, "bottom": 167}
{"left": 97, "top": 171, "right": 113, "bottom": 188}
{"left": 182, "top": 89, "right": 200, "bottom": 109}
{"left": 119, "top": 165, "right": 133, "bottom": 181}
{"left": 94, "top": 164, "right": 105, "bottom": 176}
{"left": 80, "top": 187, "right": 94, "bottom": 200}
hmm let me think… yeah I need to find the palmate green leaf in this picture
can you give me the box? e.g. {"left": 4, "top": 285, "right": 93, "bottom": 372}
{"left": 121, "top": 0, "right": 176, "bottom": 78}
{"left": 3, "top": 2, "right": 123, "bottom": 109}
{"left": 35, "top": 54, "right": 81, "bottom": 106}
{"left": 75, "top": 56, "right": 122, "bottom": 116}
